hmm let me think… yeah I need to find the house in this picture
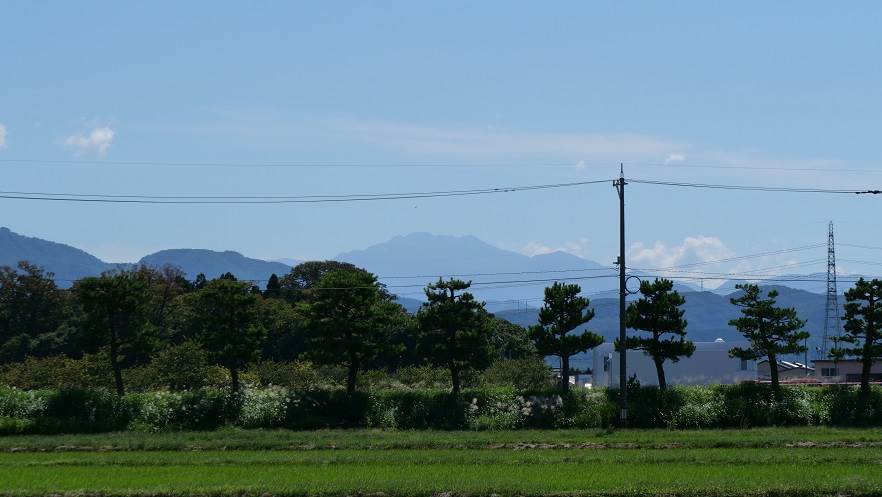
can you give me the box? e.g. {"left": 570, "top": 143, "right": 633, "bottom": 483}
{"left": 591, "top": 339, "right": 757, "bottom": 388}
{"left": 813, "top": 359, "right": 882, "bottom": 383}
{"left": 756, "top": 359, "right": 814, "bottom": 381}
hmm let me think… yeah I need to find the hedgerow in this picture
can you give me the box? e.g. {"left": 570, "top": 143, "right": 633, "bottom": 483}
{"left": 1, "top": 384, "right": 882, "bottom": 434}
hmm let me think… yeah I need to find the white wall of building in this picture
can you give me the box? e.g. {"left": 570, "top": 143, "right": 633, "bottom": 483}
{"left": 592, "top": 340, "right": 757, "bottom": 388}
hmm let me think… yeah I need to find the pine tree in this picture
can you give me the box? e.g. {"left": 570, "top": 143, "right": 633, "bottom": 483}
{"left": 529, "top": 282, "right": 603, "bottom": 391}
{"left": 188, "top": 279, "right": 265, "bottom": 393}
{"left": 73, "top": 271, "right": 155, "bottom": 396}
{"left": 728, "top": 284, "right": 809, "bottom": 399}
{"left": 833, "top": 278, "right": 882, "bottom": 404}
{"left": 622, "top": 278, "right": 693, "bottom": 390}
{"left": 301, "top": 268, "right": 404, "bottom": 395}
{"left": 417, "top": 279, "right": 493, "bottom": 394}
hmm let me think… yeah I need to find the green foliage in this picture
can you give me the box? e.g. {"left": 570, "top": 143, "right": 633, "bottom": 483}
{"left": 481, "top": 357, "right": 555, "bottom": 390}
{"left": 0, "top": 353, "right": 112, "bottom": 390}
{"left": 301, "top": 268, "right": 406, "bottom": 395}
{"left": 278, "top": 260, "right": 359, "bottom": 302}
{"left": 622, "top": 278, "right": 694, "bottom": 390}
{"left": 127, "top": 389, "right": 230, "bottom": 431}
{"left": 187, "top": 279, "right": 266, "bottom": 392}
{"left": 728, "top": 284, "right": 810, "bottom": 396}
{"left": 72, "top": 271, "right": 156, "bottom": 395}
{"left": 834, "top": 278, "right": 882, "bottom": 403}
{"left": 258, "top": 297, "right": 303, "bottom": 361}
{"left": 249, "top": 360, "right": 323, "bottom": 389}
{"left": 264, "top": 273, "right": 282, "bottom": 298}
{"left": 128, "top": 341, "right": 228, "bottom": 391}
{"left": 489, "top": 318, "right": 536, "bottom": 359}
{"left": 417, "top": 279, "right": 494, "bottom": 394}
{"left": 0, "top": 262, "right": 67, "bottom": 362}
{"left": 2, "top": 384, "right": 882, "bottom": 433}
{"left": 529, "top": 282, "right": 603, "bottom": 391}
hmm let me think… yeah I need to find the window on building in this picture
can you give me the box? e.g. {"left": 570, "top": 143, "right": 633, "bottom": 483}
{"left": 740, "top": 358, "right": 748, "bottom": 371}
{"left": 603, "top": 356, "right": 611, "bottom": 372}
{"left": 821, "top": 367, "right": 838, "bottom": 377}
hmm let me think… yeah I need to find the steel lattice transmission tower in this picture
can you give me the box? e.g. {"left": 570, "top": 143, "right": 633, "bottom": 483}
{"left": 821, "top": 221, "right": 842, "bottom": 358}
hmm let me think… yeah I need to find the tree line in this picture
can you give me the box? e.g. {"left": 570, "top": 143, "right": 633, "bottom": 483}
{"left": 1, "top": 260, "right": 880, "bottom": 403}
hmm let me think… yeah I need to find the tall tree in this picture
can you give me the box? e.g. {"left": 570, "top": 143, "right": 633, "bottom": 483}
{"left": 529, "top": 282, "right": 603, "bottom": 391}
{"left": 187, "top": 279, "right": 265, "bottom": 392}
{"left": 264, "top": 273, "right": 282, "bottom": 298}
{"left": 0, "top": 262, "right": 67, "bottom": 362}
{"left": 73, "top": 271, "right": 154, "bottom": 396}
{"left": 833, "top": 278, "right": 882, "bottom": 403}
{"left": 259, "top": 296, "right": 303, "bottom": 361}
{"left": 300, "top": 268, "right": 404, "bottom": 395}
{"left": 133, "top": 265, "right": 190, "bottom": 338}
{"left": 728, "top": 284, "right": 809, "bottom": 399}
{"left": 279, "top": 261, "right": 360, "bottom": 302}
{"left": 622, "top": 278, "right": 694, "bottom": 390}
{"left": 417, "top": 279, "right": 494, "bottom": 394}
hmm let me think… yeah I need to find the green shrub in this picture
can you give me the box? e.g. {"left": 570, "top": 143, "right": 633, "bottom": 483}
{"left": 0, "top": 387, "right": 49, "bottom": 419}
{"left": 238, "top": 386, "right": 288, "bottom": 428}
{"left": 36, "top": 388, "right": 129, "bottom": 433}
{"left": 0, "top": 354, "right": 112, "bottom": 390}
{"left": 566, "top": 391, "right": 618, "bottom": 428}
{"left": 127, "top": 388, "right": 230, "bottom": 431}
{"left": 4, "top": 383, "right": 882, "bottom": 433}
{"left": 250, "top": 361, "right": 322, "bottom": 389}
{"left": 481, "top": 358, "right": 555, "bottom": 390}
{"left": 128, "top": 342, "right": 228, "bottom": 391}
{"left": 0, "top": 416, "right": 35, "bottom": 435}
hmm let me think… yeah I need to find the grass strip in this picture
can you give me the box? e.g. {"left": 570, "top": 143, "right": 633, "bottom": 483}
{"left": 0, "top": 448, "right": 881, "bottom": 496}
{"left": 4, "top": 427, "right": 882, "bottom": 452}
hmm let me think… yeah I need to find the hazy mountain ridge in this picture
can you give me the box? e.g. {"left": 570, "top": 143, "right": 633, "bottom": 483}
{"left": 138, "top": 249, "right": 291, "bottom": 282}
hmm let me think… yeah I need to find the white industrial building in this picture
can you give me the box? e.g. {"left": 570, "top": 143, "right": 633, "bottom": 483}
{"left": 591, "top": 339, "right": 757, "bottom": 388}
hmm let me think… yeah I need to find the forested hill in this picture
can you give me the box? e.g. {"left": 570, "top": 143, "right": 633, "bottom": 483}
{"left": 0, "top": 227, "right": 113, "bottom": 283}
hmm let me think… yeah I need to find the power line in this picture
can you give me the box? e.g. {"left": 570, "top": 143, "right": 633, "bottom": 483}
{"left": 0, "top": 179, "right": 613, "bottom": 204}
{"left": 840, "top": 243, "right": 882, "bottom": 251}
{"left": 628, "top": 178, "right": 881, "bottom": 195}
{"left": 627, "top": 162, "right": 882, "bottom": 175}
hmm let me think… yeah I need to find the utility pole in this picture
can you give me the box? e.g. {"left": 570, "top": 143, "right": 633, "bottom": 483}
{"left": 613, "top": 164, "right": 628, "bottom": 424}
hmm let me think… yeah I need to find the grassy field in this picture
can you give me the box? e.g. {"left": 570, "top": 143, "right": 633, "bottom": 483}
{"left": 2, "top": 428, "right": 882, "bottom": 496}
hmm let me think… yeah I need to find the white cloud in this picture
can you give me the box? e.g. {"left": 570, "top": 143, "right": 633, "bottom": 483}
{"left": 664, "top": 152, "right": 685, "bottom": 164}
{"left": 521, "top": 237, "right": 592, "bottom": 258}
{"left": 628, "top": 236, "right": 734, "bottom": 269}
{"left": 64, "top": 127, "right": 115, "bottom": 155}
{"left": 0, "top": 123, "right": 7, "bottom": 149}
{"left": 325, "top": 119, "right": 682, "bottom": 161}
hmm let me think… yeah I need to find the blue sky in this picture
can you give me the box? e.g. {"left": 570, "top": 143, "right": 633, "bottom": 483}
{"left": 1, "top": 2, "right": 881, "bottom": 284}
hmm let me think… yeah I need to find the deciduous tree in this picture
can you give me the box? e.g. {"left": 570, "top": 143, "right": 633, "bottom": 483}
{"left": 0, "top": 262, "right": 67, "bottom": 362}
